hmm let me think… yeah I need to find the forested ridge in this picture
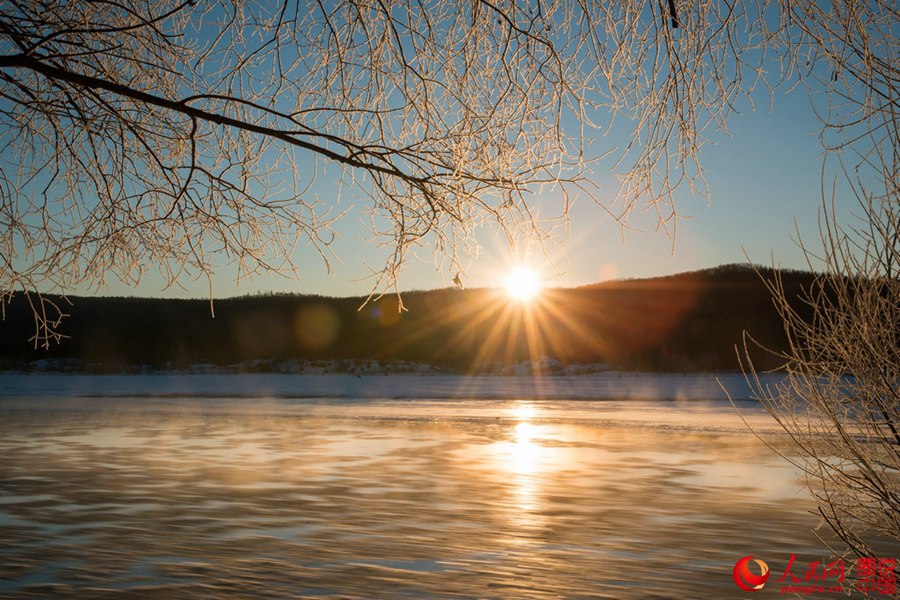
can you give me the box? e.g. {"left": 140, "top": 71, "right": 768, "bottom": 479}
{"left": 0, "top": 265, "right": 820, "bottom": 373}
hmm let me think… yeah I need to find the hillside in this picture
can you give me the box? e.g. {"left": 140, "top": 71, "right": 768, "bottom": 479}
{"left": 0, "top": 264, "right": 819, "bottom": 373}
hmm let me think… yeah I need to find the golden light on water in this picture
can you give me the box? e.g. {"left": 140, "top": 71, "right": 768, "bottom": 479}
{"left": 512, "top": 421, "right": 538, "bottom": 474}
{"left": 505, "top": 404, "right": 544, "bottom": 520}
{"left": 0, "top": 402, "right": 839, "bottom": 598}
{"left": 510, "top": 404, "right": 539, "bottom": 481}
{"left": 511, "top": 404, "right": 536, "bottom": 421}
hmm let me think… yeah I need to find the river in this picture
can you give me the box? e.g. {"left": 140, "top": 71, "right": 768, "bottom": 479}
{"left": 0, "top": 375, "right": 892, "bottom": 598}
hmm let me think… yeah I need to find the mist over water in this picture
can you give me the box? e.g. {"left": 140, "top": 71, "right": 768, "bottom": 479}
{"left": 0, "top": 395, "right": 886, "bottom": 598}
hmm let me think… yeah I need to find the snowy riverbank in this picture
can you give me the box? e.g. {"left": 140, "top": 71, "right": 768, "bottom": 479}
{"left": 0, "top": 371, "right": 785, "bottom": 402}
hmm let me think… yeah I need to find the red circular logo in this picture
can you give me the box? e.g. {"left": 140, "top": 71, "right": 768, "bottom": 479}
{"left": 733, "top": 556, "right": 770, "bottom": 592}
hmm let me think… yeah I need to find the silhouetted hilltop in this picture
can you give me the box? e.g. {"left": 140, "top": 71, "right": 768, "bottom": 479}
{"left": 0, "top": 264, "right": 820, "bottom": 372}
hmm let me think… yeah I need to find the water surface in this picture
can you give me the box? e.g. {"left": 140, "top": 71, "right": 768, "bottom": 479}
{"left": 0, "top": 394, "right": 871, "bottom": 598}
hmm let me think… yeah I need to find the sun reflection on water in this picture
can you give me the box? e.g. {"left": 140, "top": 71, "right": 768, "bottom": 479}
{"left": 501, "top": 405, "right": 547, "bottom": 525}
{"left": 511, "top": 403, "right": 536, "bottom": 421}
{"left": 510, "top": 421, "right": 541, "bottom": 522}
{"left": 512, "top": 421, "right": 538, "bottom": 474}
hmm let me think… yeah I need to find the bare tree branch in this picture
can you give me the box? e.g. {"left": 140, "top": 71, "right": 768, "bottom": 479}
{"left": 0, "top": 0, "right": 896, "bottom": 359}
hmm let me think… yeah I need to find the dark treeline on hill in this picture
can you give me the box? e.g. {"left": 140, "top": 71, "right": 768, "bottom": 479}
{"left": 0, "top": 265, "right": 821, "bottom": 372}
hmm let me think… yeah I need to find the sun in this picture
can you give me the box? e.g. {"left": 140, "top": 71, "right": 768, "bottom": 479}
{"left": 504, "top": 267, "right": 542, "bottom": 302}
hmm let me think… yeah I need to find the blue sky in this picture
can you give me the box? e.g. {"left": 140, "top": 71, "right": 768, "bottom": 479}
{"left": 5, "top": 3, "right": 884, "bottom": 302}
{"left": 92, "top": 80, "right": 845, "bottom": 300}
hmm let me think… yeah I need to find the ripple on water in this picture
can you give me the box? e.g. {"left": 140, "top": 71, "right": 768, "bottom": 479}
{"left": 0, "top": 399, "right": 895, "bottom": 599}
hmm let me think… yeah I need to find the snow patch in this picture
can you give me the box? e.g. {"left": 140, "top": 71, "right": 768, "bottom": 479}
{"left": 0, "top": 371, "right": 781, "bottom": 402}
